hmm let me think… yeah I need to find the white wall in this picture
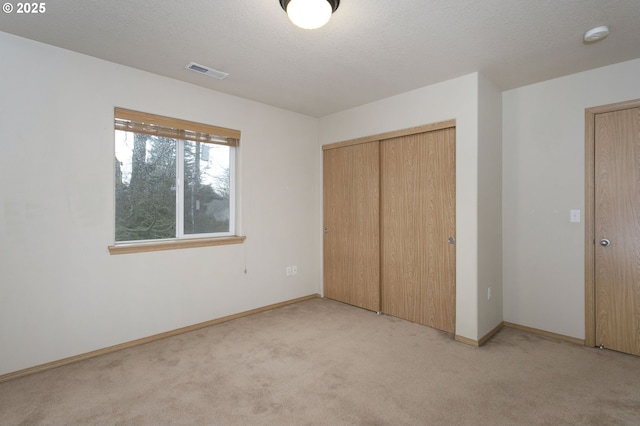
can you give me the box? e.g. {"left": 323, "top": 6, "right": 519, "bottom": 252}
{"left": 0, "top": 32, "right": 320, "bottom": 376}
{"left": 477, "top": 74, "right": 503, "bottom": 337}
{"left": 319, "top": 73, "right": 502, "bottom": 341}
{"left": 502, "top": 58, "right": 640, "bottom": 339}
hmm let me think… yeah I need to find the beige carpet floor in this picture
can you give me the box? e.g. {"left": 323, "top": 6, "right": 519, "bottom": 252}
{"left": 1, "top": 297, "right": 639, "bottom": 425}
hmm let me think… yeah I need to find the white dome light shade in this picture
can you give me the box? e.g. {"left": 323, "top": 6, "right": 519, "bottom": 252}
{"left": 285, "top": 0, "right": 334, "bottom": 30}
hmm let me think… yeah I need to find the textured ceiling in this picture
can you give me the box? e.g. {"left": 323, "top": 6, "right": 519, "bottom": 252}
{"left": 1, "top": 0, "right": 639, "bottom": 117}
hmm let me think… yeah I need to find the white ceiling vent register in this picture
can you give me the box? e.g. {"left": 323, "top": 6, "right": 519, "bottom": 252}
{"left": 185, "top": 62, "right": 229, "bottom": 80}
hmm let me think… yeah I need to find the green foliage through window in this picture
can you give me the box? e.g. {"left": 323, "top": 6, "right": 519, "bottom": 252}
{"left": 114, "top": 109, "right": 237, "bottom": 243}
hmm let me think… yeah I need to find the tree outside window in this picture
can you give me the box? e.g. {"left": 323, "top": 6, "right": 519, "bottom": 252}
{"left": 114, "top": 109, "right": 237, "bottom": 243}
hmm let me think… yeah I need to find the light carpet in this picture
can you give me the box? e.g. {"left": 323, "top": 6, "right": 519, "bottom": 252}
{"left": 1, "top": 297, "right": 639, "bottom": 425}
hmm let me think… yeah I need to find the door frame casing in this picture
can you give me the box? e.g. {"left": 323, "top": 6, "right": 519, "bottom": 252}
{"left": 584, "top": 98, "right": 640, "bottom": 348}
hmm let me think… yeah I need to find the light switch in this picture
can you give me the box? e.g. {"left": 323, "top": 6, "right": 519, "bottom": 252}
{"left": 570, "top": 209, "right": 581, "bottom": 223}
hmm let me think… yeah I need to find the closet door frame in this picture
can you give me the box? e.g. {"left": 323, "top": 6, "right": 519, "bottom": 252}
{"left": 323, "top": 120, "right": 456, "bottom": 151}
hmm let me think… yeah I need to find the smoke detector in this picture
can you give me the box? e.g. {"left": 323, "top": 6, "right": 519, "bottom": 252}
{"left": 185, "top": 62, "right": 229, "bottom": 80}
{"left": 584, "top": 26, "right": 609, "bottom": 43}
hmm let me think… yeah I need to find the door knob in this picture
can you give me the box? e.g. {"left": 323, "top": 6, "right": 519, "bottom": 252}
{"left": 448, "top": 237, "right": 455, "bottom": 244}
{"left": 599, "top": 238, "right": 610, "bottom": 247}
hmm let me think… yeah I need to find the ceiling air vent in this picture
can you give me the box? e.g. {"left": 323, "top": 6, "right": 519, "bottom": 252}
{"left": 185, "top": 62, "right": 229, "bottom": 80}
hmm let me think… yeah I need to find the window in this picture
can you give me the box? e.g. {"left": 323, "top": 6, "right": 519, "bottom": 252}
{"left": 111, "top": 108, "right": 243, "bottom": 252}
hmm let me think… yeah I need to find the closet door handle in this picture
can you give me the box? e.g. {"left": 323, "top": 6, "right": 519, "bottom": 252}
{"left": 599, "top": 238, "right": 610, "bottom": 247}
{"left": 448, "top": 237, "right": 455, "bottom": 244}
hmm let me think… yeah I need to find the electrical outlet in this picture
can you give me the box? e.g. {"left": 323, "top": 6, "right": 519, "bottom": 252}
{"left": 286, "top": 266, "right": 297, "bottom": 277}
{"left": 488, "top": 287, "right": 492, "bottom": 300}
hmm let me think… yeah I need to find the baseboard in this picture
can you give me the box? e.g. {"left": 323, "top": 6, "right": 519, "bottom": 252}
{"left": 0, "top": 293, "right": 320, "bottom": 384}
{"left": 455, "top": 322, "right": 505, "bottom": 347}
{"left": 503, "top": 322, "right": 584, "bottom": 345}
{"left": 455, "top": 321, "right": 584, "bottom": 347}
{"left": 479, "top": 322, "right": 506, "bottom": 346}
{"left": 454, "top": 334, "right": 480, "bottom": 347}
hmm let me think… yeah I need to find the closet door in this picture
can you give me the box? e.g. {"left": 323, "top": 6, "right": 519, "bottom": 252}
{"left": 323, "top": 142, "right": 380, "bottom": 312}
{"left": 381, "top": 128, "right": 456, "bottom": 332}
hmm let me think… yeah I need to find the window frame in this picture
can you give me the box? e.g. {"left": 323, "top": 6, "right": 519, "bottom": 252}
{"left": 109, "top": 108, "right": 244, "bottom": 255}
{"left": 175, "top": 140, "right": 236, "bottom": 240}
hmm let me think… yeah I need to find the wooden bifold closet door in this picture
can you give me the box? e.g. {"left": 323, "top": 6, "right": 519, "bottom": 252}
{"left": 323, "top": 125, "right": 456, "bottom": 334}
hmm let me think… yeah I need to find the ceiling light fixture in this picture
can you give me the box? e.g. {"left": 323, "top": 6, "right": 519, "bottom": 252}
{"left": 584, "top": 25, "right": 609, "bottom": 43}
{"left": 279, "top": 0, "right": 340, "bottom": 30}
